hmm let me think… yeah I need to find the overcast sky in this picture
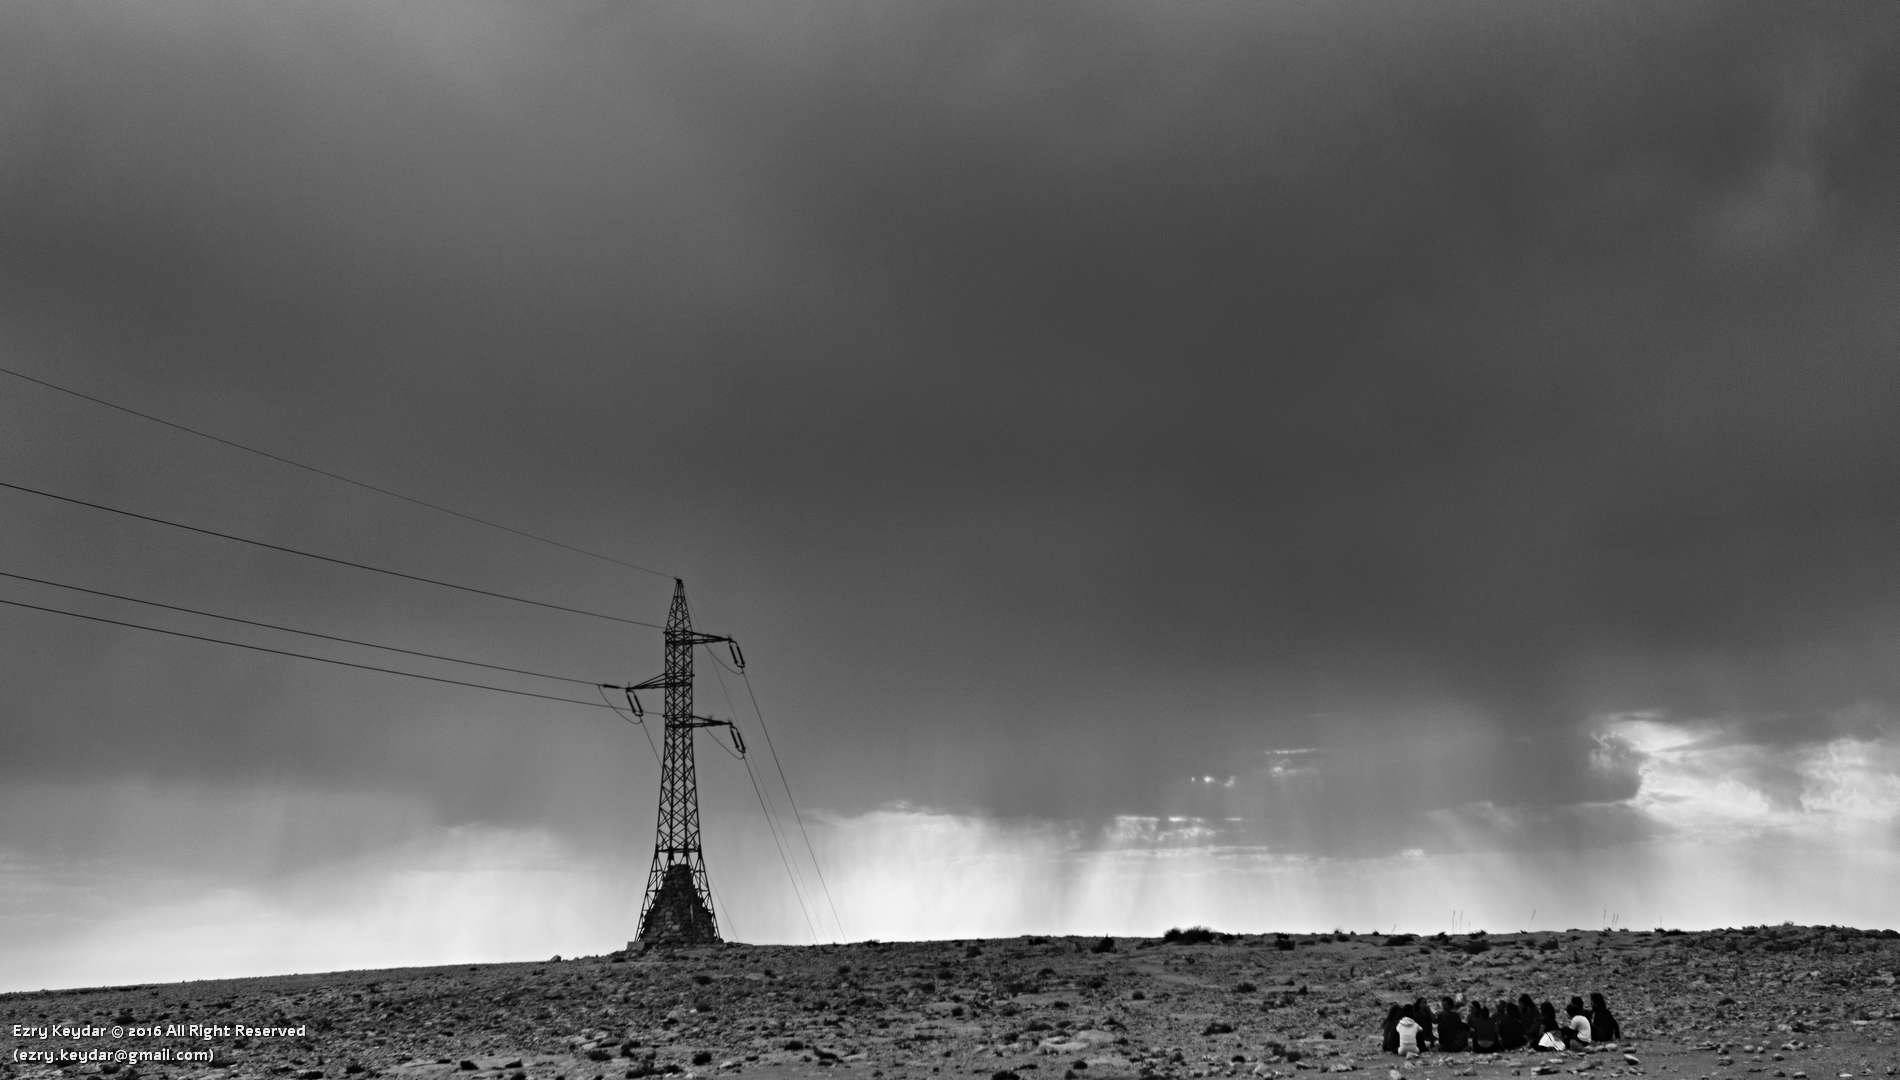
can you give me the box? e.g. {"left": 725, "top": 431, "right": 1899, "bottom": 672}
{"left": 2, "top": 0, "right": 1897, "bottom": 991}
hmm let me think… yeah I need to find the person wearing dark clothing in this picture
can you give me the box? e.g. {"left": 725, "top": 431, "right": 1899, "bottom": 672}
{"left": 1589, "top": 992, "right": 1621, "bottom": 1042}
{"left": 1412, "top": 997, "right": 1436, "bottom": 1049}
{"left": 1467, "top": 1002, "right": 1499, "bottom": 1052}
{"left": 1436, "top": 997, "right": 1468, "bottom": 1052}
{"left": 1496, "top": 1001, "right": 1525, "bottom": 1050}
{"left": 1382, "top": 1004, "right": 1403, "bottom": 1054}
{"left": 1518, "top": 993, "right": 1542, "bottom": 1044}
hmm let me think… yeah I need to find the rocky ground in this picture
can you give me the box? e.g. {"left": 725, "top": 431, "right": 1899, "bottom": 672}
{"left": 5, "top": 926, "right": 1898, "bottom": 1080}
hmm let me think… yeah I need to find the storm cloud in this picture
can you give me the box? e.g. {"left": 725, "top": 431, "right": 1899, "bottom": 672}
{"left": 1, "top": 0, "right": 1896, "bottom": 988}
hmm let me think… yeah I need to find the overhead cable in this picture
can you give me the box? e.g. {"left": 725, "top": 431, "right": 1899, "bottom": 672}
{"left": 0, "top": 478, "right": 662, "bottom": 629}
{"left": 0, "top": 568, "right": 608, "bottom": 687}
{"left": 0, "top": 363, "right": 672, "bottom": 580}
{"left": 597, "top": 684, "right": 663, "bottom": 763}
{"left": 743, "top": 753, "right": 820, "bottom": 945}
{"left": 739, "top": 665, "right": 846, "bottom": 940}
{"left": 706, "top": 643, "right": 836, "bottom": 942}
{"left": 0, "top": 596, "right": 620, "bottom": 711}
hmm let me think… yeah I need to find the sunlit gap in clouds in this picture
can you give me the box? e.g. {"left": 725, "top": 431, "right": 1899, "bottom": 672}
{"left": 3, "top": 709, "right": 1896, "bottom": 992}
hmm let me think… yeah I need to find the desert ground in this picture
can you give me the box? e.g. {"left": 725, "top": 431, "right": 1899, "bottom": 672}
{"left": 5, "top": 926, "right": 1897, "bottom": 1080}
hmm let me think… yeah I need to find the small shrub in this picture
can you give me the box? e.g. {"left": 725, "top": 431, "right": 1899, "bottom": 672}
{"left": 1201, "top": 1021, "right": 1235, "bottom": 1036}
{"left": 1163, "top": 925, "right": 1220, "bottom": 945}
{"left": 1274, "top": 938, "right": 1295, "bottom": 951}
{"left": 1090, "top": 936, "right": 1117, "bottom": 954}
{"left": 1382, "top": 933, "right": 1416, "bottom": 947}
{"left": 690, "top": 1052, "right": 712, "bottom": 1067}
{"left": 1461, "top": 938, "right": 1491, "bottom": 954}
{"left": 1234, "top": 981, "right": 1256, "bottom": 994}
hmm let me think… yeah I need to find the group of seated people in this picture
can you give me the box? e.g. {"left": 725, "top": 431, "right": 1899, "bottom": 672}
{"left": 1381, "top": 992, "right": 1620, "bottom": 1055}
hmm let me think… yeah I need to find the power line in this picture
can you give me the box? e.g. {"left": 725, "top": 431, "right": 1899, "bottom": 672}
{"left": 702, "top": 647, "right": 820, "bottom": 939}
{"left": 597, "top": 684, "right": 662, "bottom": 763}
{"left": 701, "top": 649, "right": 816, "bottom": 941}
{"left": 0, "top": 568, "right": 609, "bottom": 688}
{"left": 739, "top": 667, "right": 846, "bottom": 940}
{"left": 0, "top": 363, "right": 673, "bottom": 580}
{"left": 0, "top": 596, "right": 622, "bottom": 711}
{"left": 0, "top": 478, "right": 663, "bottom": 629}
{"left": 743, "top": 752, "right": 819, "bottom": 945}
{"left": 706, "top": 644, "right": 837, "bottom": 942}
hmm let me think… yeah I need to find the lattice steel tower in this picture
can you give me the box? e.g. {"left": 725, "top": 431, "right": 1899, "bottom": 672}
{"left": 625, "top": 579, "right": 743, "bottom": 944}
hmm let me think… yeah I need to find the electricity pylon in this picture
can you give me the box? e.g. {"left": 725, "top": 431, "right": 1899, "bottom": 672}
{"left": 621, "top": 579, "right": 744, "bottom": 944}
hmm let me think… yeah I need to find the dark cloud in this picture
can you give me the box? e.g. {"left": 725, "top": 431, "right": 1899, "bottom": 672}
{"left": 0, "top": 0, "right": 1896, "bottom": 869}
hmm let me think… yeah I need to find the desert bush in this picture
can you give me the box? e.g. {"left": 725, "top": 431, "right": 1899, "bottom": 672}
{"left": 1460, "top": 938, "right": 1491, "bottom": 954}
{"left": 1382, "top": 933, "right": 1416, "bottom": 946}
{"left": 1234, "top": 981, "right": 1257, "bottom": 994}
{"left": 1090, "top": 937, "right": 1116, "bottom": 954}
{"left": 1163, "top": 925, "right": 1220, "bottom": 945}
{"left": 1274, "top": 938, "right": 1296, "bottom": 950}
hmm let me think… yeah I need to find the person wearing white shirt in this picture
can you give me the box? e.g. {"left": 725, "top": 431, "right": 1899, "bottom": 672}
{"left": 1566, "top": 1007, "right": 1593, "bottom": 1047}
